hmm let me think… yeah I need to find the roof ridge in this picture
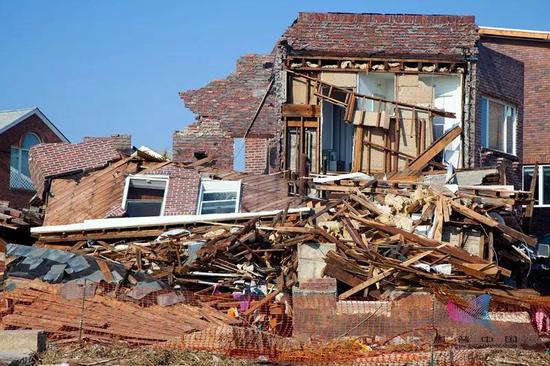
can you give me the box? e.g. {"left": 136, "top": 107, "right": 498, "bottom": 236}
{"left": 0, "top": 107, "right": 36, "bottom": 113}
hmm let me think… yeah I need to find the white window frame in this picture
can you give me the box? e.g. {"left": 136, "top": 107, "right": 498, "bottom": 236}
{"left": 10, "top": 132, "right": 41, "bottom": 191}
{"left": 522, "top": 165, "right": 550, "bottom": 208}
{"left": 197, "top": 179, "right": 242, "bottom": 215}
{"left": 481, "top": 96, "right": 517, "bottom": 155}
{"left": 121, "top": 175, "right": 170, "bottom": 216}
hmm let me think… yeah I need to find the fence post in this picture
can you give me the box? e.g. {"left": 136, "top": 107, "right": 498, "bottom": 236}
{"left": 431, "top": 293, "right": 436, "bottom": 366}
{"left": 78, "top": 278, "right": 87, "bottom": 344}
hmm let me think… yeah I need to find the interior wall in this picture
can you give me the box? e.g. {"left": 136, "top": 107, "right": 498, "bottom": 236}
{"left": 419, "top": 74, "right": 463, "bottom": 168}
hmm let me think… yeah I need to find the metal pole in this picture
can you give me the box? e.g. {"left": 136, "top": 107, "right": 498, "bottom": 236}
{"left": 78, "top": 279, "right": 87, "bottom": 344}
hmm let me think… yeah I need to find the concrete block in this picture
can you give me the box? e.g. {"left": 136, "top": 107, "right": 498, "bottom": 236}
{"left": 0, "top": 330, "right": 46, "bottom": 354}
{"left": 0, "top": 352, "right": 34, "bottom": 366}
{"left": 297, "top": 242, "right": 336, "bottom": 284}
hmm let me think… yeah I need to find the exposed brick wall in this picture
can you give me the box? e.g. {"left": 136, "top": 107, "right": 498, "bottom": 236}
{"left": 475, "top": 42, "right": 525, "bottom": 188}
{"left": 179, "top": 54, "right": 278, "bottom": 139}
{"left": 143, "top": 165, "right": 201, "bottom": 215}
{"left": 282, "top": 13, "right": 479, "bottom": 60}
{"left": 84, "top": 134, "right": 132, "bottom": 154}
{"left": 479, "top": 37, "right": 550, "bottom": 165}
{"left": 172, "top": 118, "right": 234, "bottom": 170}
{"left": 0, "top": 114, "right": 65, "bottom": 209}
{"left": 29, "top": 135, "right": 130, "bottom": 198}
{"left": 244, "top": 138, "right": 269, "bottom": 174}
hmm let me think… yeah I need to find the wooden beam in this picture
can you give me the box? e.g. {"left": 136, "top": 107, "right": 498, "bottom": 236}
{"left": 392, "top": 126, "right": 462, "bottom": 180}
{"left": 282, "top": 104, "right": 320, "bottom": 118}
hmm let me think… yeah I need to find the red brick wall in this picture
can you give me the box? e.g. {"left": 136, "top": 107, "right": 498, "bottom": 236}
{"left": 179, "top": 54, "right": 278, "bottom": 139}
{"left": 29, "top": 135, "right": 130, "bottom": 199}
{"left": 475, "top": 42, "right": 525, "bottom": 188}
{"left": 283, "top": 13, "right": 479, "bottom": 60}
{"left": 0, "top": 114, "right": 65, "bottom": 209}
{"left": 245, "top": 138, "right": 269, "bottom": 174}
{"left": 143, "top": 165, "right": 201, "bottom": 215}
{"left": 479, "top": 37, "right": 550, "bottom": 165}
{"left": 172, "top": 118, "right": 234, "bottom": 170}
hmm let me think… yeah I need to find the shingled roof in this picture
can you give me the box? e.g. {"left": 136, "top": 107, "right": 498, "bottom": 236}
{"left": 179, "top": 54, "right": 278, "bottom": 138}
{"left": 281, "top": 12, "right": 479, "bottom": 60}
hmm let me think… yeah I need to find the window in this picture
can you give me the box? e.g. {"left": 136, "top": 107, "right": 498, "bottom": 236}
{"left": 122, "top": 176, "right": 168, "bottom": 217}
{"left": 522, "top": 165, "right": 550, "bottom": 207}
{"left": 197, "top": 180, "right": 241, "bottom": 215}
{"left": 481, "top": 97, "right": 516, "bottom": 155}
{"left": 233, "top": 138, "right": 245, "bottom": 172}
{"left": 10, "top": 132, "right": 41, "bottom": 191}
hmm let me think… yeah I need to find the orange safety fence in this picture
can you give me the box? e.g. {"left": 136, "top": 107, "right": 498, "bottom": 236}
{"left": 1, "top": 279, "right": 550, "bottom": 365}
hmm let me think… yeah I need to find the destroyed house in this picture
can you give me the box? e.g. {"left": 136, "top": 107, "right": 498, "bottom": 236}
{"left": 28, "top": 135, "right": 297, "bottom": 227}
{"left": 176, "top": 12, "right": 529, "bottom": 189}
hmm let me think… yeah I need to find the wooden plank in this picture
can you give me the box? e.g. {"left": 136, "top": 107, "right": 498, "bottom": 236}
{"left": 523, "top": 163, "right": 538, "bottom": 234}
{"left": 338, "top": 245, "right": 445, "bottom": 300}
{"left": 448, "top": 199, "right": 537, "bottom": 246}
{"left": 392, "top": 126, "right": 462, "bottom": 179}
{"left": 282, "top": 104, "right": 320, "bottom": 118}
{"left": 352, "top": 125, "right": 364, "bottom": 172}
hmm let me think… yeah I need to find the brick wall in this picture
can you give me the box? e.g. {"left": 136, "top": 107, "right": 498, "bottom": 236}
{"left": 244, "top": 138, "right": 269, "bottom": 174}
{"left": 84, "top": 134, "right": 132, "bottom": 154}
{"left": 479, "top": 37, "right": 550, "bottom": 165}
{"left": 172, "top": 118, "right": 234, "bottom": 170}
{"left": 29, "top": 135, "right": 130, "bottom": 199}
{"left": 282, "top": 13, "right": 479, "bottom": 60}
{"left": 143, "top": 165, "right": 201, "bottom": 215}
{"left": 179, "top": 54, "right": 278, "bottom": 139}
{"left": 475, "top": 42, "right": 525, "bottom": 188}
{"left": 0, "top": 114, "right": 65, "bottom": 209}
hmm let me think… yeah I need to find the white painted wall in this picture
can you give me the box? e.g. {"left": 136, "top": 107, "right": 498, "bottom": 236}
{"left": 420, "top": 74, "right": 463, "bottom": 168}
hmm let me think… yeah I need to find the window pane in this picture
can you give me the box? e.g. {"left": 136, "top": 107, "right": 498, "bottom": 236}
{"left": 126, "top": 201, "right": 163, "bottom": 217}
{"left": 21, "top": 149, "right": 30, "bottom": 177}
{"left": 203, "top": 192, "right": 237, "bottom": 201}
{"left": 200, "top": 200, "right": 237, "bottom": 214}
{"left": 543, "top": 167, "right": 550, "bottom": 205}
{"left": 523, "top": 166, "right": 539, "bottom": 204}
{"left": 488, "top": 101, "right": 505, "bottom": 151}
{"left": 22, "top": 133, "right": 41, "bottom": 149}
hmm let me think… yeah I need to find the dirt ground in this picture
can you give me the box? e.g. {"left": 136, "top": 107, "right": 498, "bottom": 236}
{"left": 38, "top": 344, "right": 255, "bottom": 366}
{"left": 37, "top": 343, "right": 550, "bottom": 366}
{"left": 482, "top": 348, "right": 550, "bottom": 366}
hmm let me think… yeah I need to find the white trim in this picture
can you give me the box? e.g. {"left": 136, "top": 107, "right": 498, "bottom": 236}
{"left": 197, "top": 179, "right": 242, "bottom": 215}
{"left": 481, "top": 96, "right": 517, "bottom": 156}
{"left": 523, "top": 165, "right": 550, "bottom": 208}
{"left": 479, "top": 26, "right": 550, "bottom": 36}
{"left": 121, "top": 175, "right": 170, "bottom": 216}
{"left": 31, "top": 207, "right": 310, "bottom": 235}
{"left": 0, "top": 108, "right": 69, "bottom": 142}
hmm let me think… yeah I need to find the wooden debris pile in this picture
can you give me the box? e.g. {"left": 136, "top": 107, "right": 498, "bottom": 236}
{"left": 0, "top": 278, "right": 240, "bottom": 345}
{"left": 30, "top": 177, "right": 538, "bottom": 302}
{"left": 0, "top": 201, "right": 42, "bottom": 248}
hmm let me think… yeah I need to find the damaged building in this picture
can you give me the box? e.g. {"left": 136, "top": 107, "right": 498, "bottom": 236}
{"left": 175, "top": 13, "right": 533, "bottom": 192}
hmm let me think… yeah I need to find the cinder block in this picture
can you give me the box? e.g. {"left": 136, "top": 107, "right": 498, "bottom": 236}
{"left": 0, "top": 330, "right": 46, "bottom": 353}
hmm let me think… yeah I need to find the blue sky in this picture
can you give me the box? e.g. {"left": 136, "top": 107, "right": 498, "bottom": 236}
{"left": 1, "top": 0, "right": 548, "bottom": 152}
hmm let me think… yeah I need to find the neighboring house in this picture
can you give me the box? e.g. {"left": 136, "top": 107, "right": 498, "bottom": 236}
{"left": 28, "top": 136, "right": 296, "bottom": 226}
{"left": 0, "top": 108, "right": 68, "bottom": 209}
{"left": 477, "top": 26, "right": 550, "bottom": 237}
